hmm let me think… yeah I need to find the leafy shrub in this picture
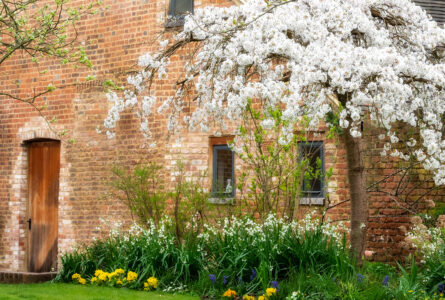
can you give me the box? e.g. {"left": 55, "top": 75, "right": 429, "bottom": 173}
{"left": 110, "top": 163, "right": 167, "bottom": 225}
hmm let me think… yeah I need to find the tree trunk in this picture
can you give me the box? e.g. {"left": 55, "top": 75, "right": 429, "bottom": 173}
{"left": 344, "top": 128, "right": 368, "bottom": 260}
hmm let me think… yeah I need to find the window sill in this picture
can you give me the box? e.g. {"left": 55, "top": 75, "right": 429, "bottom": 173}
{"left": 300, "top": 197, "right": 324, "bottom": 206}
{"left": 208, "top": 197, "right": 234, "bottom": 205}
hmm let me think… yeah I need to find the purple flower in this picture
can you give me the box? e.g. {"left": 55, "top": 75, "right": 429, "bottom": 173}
{"left": 272, "top": 280, "right": 279, "bottom": 291}
{"left": 250, "top": 269, "right": 257, "bottom": 281}
{"left": 223, "top": 275, "right": 228, "bottom": 285}
{"left": 382, "top": 275, "right": 389, "bottom": 286}
{"left": 438, "top": 283, "right": 445, "bottom": 293}
{"left": 209, "top": 274, "right": 216, "bottom": 284}
{"left": 357, "top": 273, "right": 364, "bottom": 283}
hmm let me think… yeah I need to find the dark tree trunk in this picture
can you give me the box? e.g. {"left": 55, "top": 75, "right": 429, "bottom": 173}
{"left": 344, "top": 128, "right": 368, "bottom": 260}
{"left": 335, "top": 93, "right": 369, "bottom": 260}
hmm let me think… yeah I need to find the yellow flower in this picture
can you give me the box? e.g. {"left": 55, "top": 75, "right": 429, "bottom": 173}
{"left": 409, "top": 290, "right": 413, "bottom": 293}
{"left": 147, "top": 276, "right": 159, "bottom": 289}
{"left": 222, "top": 289, "right": 237, "bottom": 298}
{"left": 94, "top": 270, "right": 103, "bottom": 277}
{"left": 71, "top": 273, "right": 81, "bottom": 280}
{"left": 258, "top": 296, "right": 266, "bottom": 300}
{"left": 127, "top": 271, "right": 138, "bottom": 282}
{"left": 243, "top": 295, "right": 255, "bottom": 300}
{"left": 115, "top": 268, "right": 125, "bottom": 275}
{"left": 266, "top": 288, "right": 277, "bottom": 297}
{"left": 91, "top": 277, "right": 98, "bottom": 283}
{"left": 98, "top": 272, "right": 108, "bottom": 281}
{"left": 116, "top": 279, "right": 123, "bottom": 285}
{"left": 78, "top": 278, "right": 87, "bottom": 285}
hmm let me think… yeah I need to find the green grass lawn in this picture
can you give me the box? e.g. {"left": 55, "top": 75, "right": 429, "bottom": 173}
{"left": 0, "top": 283, "right": 199, "bottom": 300}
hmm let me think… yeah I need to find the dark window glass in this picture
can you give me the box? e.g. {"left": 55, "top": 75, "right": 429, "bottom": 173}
{"left": 167, "top": 0, "right": 193, "bottom": 26}
{"left": 212, "top": 145, "right": 235, "bottom": 197}
{"left": 299, "top": 141, "right": 324, "bottom": 198}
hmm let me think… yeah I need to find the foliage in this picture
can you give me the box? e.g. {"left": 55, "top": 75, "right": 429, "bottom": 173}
{"left": 110, "top": 163, "right": 167, "bottom": 225}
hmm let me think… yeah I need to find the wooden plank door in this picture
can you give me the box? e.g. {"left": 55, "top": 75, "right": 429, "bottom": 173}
{"left": 27, "top": 141, "right": 60, "bottom": 272}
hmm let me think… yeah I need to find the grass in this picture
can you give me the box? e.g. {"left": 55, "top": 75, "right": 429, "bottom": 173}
{"left": 0, "top": 282, "right": 198, "bottom": 300}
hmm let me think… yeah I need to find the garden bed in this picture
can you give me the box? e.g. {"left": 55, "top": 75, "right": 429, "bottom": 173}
{"left": 55, "top": 214, "right": 445, "bottom": 299}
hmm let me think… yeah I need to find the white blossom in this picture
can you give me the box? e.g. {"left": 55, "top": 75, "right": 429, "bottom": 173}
{"left": 103, "top": 0, "right": 445, "bottom": 186}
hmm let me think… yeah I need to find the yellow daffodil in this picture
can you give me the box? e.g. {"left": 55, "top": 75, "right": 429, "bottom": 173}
{"left": 78, "top": 278, "right": 87, "bottom": 285}
{"left": 126, "top": 271, "right": 138, "bottom": 282}
{"left": 243, "top": 295, "right": 255, "bottom": 300}
{"left": 91, "top": 277, "right": 98, "bottom": 283}
{"left": 71, "top": 273, "right": 81, "bottom": 280}
{"left": 115, "top": 268, "right": 125, "bottom": 275}
{"left": 266, "top": 287, "right": 277, "bottom": 297}
{"left": 94, "top": 270, "right": 103, "bottom": 277}
{"left": 98, "top": 272, "right": 108, "bottom": 281}
{"left": 147, "top": 276, "right": 158, "bottom": 289}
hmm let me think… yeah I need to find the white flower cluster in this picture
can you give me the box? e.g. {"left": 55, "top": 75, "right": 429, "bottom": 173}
{"left": 104, "top": 0, "right": 445, "bottom": 185}
{"left": 406, "top": 221, "right": 445, "bottom": 262}
{"left": 96, "top": 218, "right": 176, "bottom": 252}
{"left": 197, "top": 213, "right": 347, "bottom": 248}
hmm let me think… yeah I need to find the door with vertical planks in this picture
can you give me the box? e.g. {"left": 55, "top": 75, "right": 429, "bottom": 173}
{"left": 27, "top": 140, "right": 60, "bottom": 272}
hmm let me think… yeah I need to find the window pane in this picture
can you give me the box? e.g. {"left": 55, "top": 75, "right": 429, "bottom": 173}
{"left": 300, "top": 142, "right": 323, "bottom": 197}
{"left": 174, "top": 0, "right": 192, "bottom": 16}
{"left": 213, "top": 146, "right": 234, "bottom": 196}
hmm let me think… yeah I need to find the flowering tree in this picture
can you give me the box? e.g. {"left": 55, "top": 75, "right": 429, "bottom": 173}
{"left": 103, "top": 0, "right": 445, "bottom": 257}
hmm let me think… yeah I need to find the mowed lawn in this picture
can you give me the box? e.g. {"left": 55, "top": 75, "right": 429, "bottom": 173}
{"left": 0, "top": 283, "right": 199, "bottom": 300}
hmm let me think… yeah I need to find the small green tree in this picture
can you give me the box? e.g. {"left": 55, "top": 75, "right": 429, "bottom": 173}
{"left": 234, "top": 100, "right": 334, "bottom": 220}
{"left": 110, "top": 163, "right": 167, "bottom": 226}
{"left": 171, "top": 161, "right": 212, "bottom": 242}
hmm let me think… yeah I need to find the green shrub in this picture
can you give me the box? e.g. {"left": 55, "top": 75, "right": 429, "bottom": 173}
{"left": 110, "top": 163, "right": 167, "bottom": 226}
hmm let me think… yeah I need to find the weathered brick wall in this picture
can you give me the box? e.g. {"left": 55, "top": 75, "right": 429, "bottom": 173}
{"left": 363, "top": 121, "right": 445, "bottom": 262}
{"left": 0, "top": 0, "right": 241, "bottom": 272}
{"left": 0, "top": 0, "right": 441, "bottom": 272}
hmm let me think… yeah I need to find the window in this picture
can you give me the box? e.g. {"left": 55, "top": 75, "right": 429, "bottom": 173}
{"left": 299, "top": 141, "right": 324, "bottom": 199}
{"left": 167, "top": 0, "right": 193, "bottom": 27}
{"left": 212, "top": 145, "right": 235, "bottom": 198}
